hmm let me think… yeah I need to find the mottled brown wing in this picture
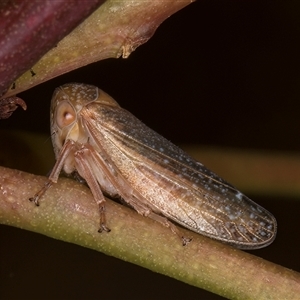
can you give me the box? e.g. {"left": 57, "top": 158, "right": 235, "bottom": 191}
{"left": 83, "top": 102, "right": 277, "bottom": 249}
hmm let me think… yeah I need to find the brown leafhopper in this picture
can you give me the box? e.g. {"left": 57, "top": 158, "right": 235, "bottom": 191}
{"left": 30, "top": 83, "right": 277, "bottom": 249}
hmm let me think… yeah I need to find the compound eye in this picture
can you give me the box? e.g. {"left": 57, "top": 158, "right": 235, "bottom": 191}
{"left": 56, "top": 101, "right": 76, "bottom": 129}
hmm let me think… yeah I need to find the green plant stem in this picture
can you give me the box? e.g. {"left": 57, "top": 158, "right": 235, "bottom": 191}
{"left": 1, "top": 0, "right": 193, "bottom": 99}
{"left": 0, "top": 166, "right": 299, "bottom": 299}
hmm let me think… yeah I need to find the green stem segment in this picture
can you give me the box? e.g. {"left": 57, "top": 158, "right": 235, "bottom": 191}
{"left": 0, "top": 166, "right": 299, "bottom": 299}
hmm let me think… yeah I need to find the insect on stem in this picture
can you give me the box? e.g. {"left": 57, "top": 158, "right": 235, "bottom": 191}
{"left": 29, "top": 83, "right": 277, "bottom": 249}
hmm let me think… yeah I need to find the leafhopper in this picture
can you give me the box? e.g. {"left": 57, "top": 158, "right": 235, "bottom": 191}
{"left": 30, "top": 83, "right": 277, "bottom": 249}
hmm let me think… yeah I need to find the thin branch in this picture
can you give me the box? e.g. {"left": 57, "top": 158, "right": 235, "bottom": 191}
{"left": 0, "top": 166, "right": 299, "bottom": 299}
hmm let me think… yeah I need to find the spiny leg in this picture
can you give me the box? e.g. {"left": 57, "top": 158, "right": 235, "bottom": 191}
{"left": 147, "top": 211, "right": 192, "bottom": 246}
{"left": 29, "top": 181, "right": 53, "bottom": 206}
{"left": 74, "top": 147, "right": 110, "bottom": 233}
{"left": 29, "top": 139, "right": 76, "bottom": 206}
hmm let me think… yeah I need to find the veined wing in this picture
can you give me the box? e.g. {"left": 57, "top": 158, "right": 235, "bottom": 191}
{"left": 84, "top": 103, "right": 277, "bottom": 249}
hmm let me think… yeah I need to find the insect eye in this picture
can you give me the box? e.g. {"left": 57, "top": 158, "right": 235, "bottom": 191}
{"left": 56, "top": 101, "right": 76, "bottom": 128}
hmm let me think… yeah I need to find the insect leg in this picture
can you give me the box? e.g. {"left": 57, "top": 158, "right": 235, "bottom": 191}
{"left": 146, "top": 212, "right": 192, "bottom": 246}
{"left": 29, "top": 181, "right": 53, "bottom": 206}
{"left": 85, "top": 144, "right": 192, "bottom": 245}
{"left": 29, "top": 139, "right": 76, "bottom": 205}
{"left": 74, "top": 147, "right": 110, "bottom": 233}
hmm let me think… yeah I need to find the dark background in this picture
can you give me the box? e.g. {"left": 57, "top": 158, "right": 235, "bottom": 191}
{"left": 1, "top": 1, "right": 300, "bottom": 299}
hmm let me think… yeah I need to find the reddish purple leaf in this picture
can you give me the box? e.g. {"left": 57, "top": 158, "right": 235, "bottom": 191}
{"left": 0, "top": 0, "right": 105, "bottom": 96}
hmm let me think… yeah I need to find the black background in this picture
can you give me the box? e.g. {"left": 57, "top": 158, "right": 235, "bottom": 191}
{"left": 1, "top": 1, "right": 300, "bottom": 299}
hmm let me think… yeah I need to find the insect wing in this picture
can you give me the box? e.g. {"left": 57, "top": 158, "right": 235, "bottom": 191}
{"left": 82, "top": 102, "right": 277, "bottom": 249}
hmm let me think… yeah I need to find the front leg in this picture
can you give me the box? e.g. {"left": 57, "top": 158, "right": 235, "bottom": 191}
{"left": 29, "top": 139, "right": 76, "bottom": 206}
